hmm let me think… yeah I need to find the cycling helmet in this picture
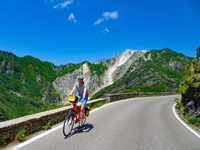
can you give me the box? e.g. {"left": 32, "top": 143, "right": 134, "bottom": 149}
{"left": 77, "top": 75, "right": 84, "bottom": 79}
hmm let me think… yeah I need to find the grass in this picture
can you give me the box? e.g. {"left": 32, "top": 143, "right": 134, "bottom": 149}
{"left": 0, "top": 136, "right": 7, "bottom": 148}
{"left": 42, "top": 121, "right": 52, "bottom": 130}
{"left": 93, "top": 100, "right": 107, "bottom": 108}
{"left": 185, "top": 115, "right": 198, "bottom": 124}
{"left": 174, "top": 97, "right": 185, "bottom": 114}
{"left": 15, "top": 129, "right": 28, "bottom": 142}
{"left": 174, "top": 97, "right": 199, "bottom": 127}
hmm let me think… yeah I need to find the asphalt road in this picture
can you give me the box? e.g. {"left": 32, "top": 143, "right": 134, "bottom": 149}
{"left": 9, "top": 95, "right": 200, "bottom": 150}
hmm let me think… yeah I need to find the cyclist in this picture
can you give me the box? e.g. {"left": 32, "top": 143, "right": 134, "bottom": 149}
{"left": 69, "top": 75, "right": 89, "bottom": 128}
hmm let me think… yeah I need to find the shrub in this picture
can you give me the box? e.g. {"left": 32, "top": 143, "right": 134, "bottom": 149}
{"left": 185, "top": 115, "right": 198, "bottom": 124}
{"left": 174, "top": 97, "right": 185, "bottom": 113}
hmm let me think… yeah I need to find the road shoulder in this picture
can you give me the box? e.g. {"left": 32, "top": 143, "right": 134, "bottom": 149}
{"left": 173, "top": 104, "right": 200, "bottom": 139}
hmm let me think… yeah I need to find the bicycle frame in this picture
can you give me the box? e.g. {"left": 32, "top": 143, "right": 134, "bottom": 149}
{"left": 63, "top": 101, "right": 87, "bottom": 137}
{"left": 71, "top": 102, "right": 80, "bottom": 123}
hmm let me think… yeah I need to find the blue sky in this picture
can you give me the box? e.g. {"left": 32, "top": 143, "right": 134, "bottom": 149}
{"left": 0, "top": 0, "right": 199, "bottom": 66}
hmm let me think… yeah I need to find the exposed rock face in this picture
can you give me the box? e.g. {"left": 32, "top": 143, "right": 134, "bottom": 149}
{"left": 180, "top": 47, "right": 200, "bottom": 119}
{"left": 53, "top": 49, "right": 147, "bottom": 101}
{"left": 169, "top": 61, "right": 183, "bottom": 70}
{"left": 105, "top": 49, "right": 147, "bottom": 85}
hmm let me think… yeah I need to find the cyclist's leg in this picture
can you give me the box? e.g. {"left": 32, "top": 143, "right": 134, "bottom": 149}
{"left": 76, "top": 94, "right": 82, "bottom": 120}
{"left": 80, "top": 97, "right": 88, "bottom": 126}
{"left": 81, "top": 96, "right": 88, "bottom": 107}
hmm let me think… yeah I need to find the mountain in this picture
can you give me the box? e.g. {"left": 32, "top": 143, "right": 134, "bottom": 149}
{"left": 0, "top": 48, "right": 193, "bottom": 121}
{"left": 91, "top": 48, "right": 193, "bottom": 99}
{"left": 53, "top": 49, "right": 147, "bottom": 100}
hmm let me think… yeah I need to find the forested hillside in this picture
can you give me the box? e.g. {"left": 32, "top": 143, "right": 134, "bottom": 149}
{"left": 0, "top": 50, "right": 84, "bottom": 121}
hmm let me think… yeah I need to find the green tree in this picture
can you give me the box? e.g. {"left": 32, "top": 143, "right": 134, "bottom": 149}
{"left": 179, "top": 47, "right": 200, "bottom": 121}
{"left": 197, "top": 47, "right": 200, "bottom": 58}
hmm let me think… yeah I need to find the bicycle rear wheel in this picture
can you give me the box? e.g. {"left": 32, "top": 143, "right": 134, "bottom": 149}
{"left": 63, "top": 112, "right": 74, "bottom": 137}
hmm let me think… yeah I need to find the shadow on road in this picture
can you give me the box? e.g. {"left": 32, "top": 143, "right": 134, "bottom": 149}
{"left": 81, "top": 123, "right": 94, "bottom": 132}
{"left": 64, "top": 123, "right": 94, "bottom": 139}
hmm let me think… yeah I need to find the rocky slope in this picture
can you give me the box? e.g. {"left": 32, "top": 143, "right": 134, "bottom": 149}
{"left": 53, "top": 49, "right": 147, "bottom": 101}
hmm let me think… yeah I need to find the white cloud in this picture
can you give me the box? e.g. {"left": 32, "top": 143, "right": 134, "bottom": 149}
{"left": 45, "top": 0, "right": 55, "bottom": 4}
{"left": 102, "top": 27, "right": 109, "bottom": 34}
{"left": 94, "top": 10, "right": 119, "bottom": 25}
{"left": 53, "top": 0, "right": 73, "bottom": 9}
{"left": 102, "top": 11, "right": 118, "bottom": 20}
{"left": 94, "top": 18, "right": 103, "bottom": 25}
{"left": 68, "top": 13, "right": 77, "bottom": 22}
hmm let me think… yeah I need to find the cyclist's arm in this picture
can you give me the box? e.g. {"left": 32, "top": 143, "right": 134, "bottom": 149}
{"left": 70, "top": 87, "right": 76, "bottom": 95}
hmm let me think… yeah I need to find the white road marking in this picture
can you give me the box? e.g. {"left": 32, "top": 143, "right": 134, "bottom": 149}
{"left": 9, "top": 125, "right": 62, "bottom": 150}
{"left": 10, "top": 97, "right": 200, "bottom": 149}
{"left": 9, "top": 101, "right": 121, "bottom": 150}
{"left": 172, "top": 103, "right": 200, "bottom": 139}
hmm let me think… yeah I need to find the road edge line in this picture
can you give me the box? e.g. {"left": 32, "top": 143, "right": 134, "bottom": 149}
{"left": 8, "top": 124, "right": 63, "bottom": 150}
{"left": 10, "top": 97, "right": 176, "bottom": 149}
{"left": 9, "top": 101, "right": 117, "bottom": 150}
{"left": 172, "top": 103, "right": 200, "bottom": 139}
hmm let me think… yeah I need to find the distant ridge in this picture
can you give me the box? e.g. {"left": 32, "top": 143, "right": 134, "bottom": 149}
{"left": 0, "top": 48, "right": 193, "bottom": 121}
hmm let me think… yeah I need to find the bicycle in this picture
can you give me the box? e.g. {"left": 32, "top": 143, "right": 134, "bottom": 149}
{"left": 63, "top": 96, "right": 89, "bottom": 137}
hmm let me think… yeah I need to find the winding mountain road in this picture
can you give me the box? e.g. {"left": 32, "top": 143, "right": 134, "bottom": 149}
{"left": 9, "top": 95, "right": 200, "bottom": 150}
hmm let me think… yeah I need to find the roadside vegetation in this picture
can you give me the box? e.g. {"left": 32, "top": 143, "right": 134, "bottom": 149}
{"left": 175, "top": 47, "right": 200, "bottom": 128}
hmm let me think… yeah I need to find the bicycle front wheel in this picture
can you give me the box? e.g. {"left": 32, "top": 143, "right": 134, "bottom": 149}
{"left": 63, "top": 112, "right": 74, "bottom": 137}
